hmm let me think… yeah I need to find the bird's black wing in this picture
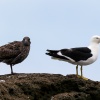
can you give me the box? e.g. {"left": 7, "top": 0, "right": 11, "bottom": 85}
{"left": 60, "top": 47, "right": 92, "bottom": 62}
{"left": 71, "top": 47, "right": 91, "bottom": 53}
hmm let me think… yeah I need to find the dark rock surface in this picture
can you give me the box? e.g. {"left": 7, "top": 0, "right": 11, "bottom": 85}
{"left": 51, "top": 92, "right": 91, "bottom": 100}
{"left": 0, "top": 73, "right": 99, "bottom": 100}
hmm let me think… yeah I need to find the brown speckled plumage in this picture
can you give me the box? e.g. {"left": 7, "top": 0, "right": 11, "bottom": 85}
{"left": 0, "top": 37, "right": 31, "bottom": 74}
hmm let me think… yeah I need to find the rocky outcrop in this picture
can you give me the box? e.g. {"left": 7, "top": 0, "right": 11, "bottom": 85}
{"left": 0, "top": 73, "right": 99, "bottom": 100}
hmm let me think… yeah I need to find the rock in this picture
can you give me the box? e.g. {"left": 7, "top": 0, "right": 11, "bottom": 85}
{"left": 51, "top": 92, "right": 91, "bottom": 100}
{"left": 0, "top": 73, "right": 99, "bottom": 100}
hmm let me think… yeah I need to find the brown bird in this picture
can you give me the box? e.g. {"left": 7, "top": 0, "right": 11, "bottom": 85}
{"left": 0, "top": 37, "right": 31, "bottom": 74}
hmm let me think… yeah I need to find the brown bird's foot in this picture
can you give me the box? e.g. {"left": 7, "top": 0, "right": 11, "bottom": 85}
{"left": 11, "top": 72, "right": 18, "bottom": 75}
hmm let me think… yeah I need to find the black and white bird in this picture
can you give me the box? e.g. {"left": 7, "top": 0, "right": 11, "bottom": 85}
{"left": 0, "top": 37, "right": 31, "bottom": 74}
{"left": 46, "top": 35, "right": 100, "bottom": 78}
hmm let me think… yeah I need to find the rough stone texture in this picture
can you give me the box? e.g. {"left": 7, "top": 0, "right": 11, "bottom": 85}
{"left": 51, "top": 92, "right": 91, "bottom": 100}
{"left": 0, "top": 73, "right": 99, "bottom": 100}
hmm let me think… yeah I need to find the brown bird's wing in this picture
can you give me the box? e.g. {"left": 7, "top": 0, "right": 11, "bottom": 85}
{"left": 0, "top": 41, "right": 22, "bottom": 59}
{"left": 1, "top": 41, "right": 21, "bottom": 50}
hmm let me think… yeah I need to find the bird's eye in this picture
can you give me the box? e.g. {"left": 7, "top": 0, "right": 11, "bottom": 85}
{"left": 96, "top": 37, "right": 99, "bottom": 39}
{"left": 28, "top": 38, "right": 30, "bottom": 41}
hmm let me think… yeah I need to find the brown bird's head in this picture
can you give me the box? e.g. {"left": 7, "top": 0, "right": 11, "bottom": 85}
{"left": 22, "top": 37, "right": 31, "bottom": 46}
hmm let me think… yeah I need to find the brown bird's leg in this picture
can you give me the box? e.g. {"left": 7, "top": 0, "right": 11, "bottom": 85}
{"left": 80, "top": 66, "right": 83, "bottom": 77}
{"left": 76, "top": 65, "right": 78, "bottom": 76}
{"left": 10, "top": 64, "right": 13, "bottom": 74}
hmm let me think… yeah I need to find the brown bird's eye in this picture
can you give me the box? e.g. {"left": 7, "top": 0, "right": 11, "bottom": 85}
{"left": 28, "top": 39, "right": 30, "bottom": 41}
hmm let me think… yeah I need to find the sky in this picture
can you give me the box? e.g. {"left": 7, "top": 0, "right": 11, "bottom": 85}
{"left": 0, "top": 0, "right": 100, "bottom": 81}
